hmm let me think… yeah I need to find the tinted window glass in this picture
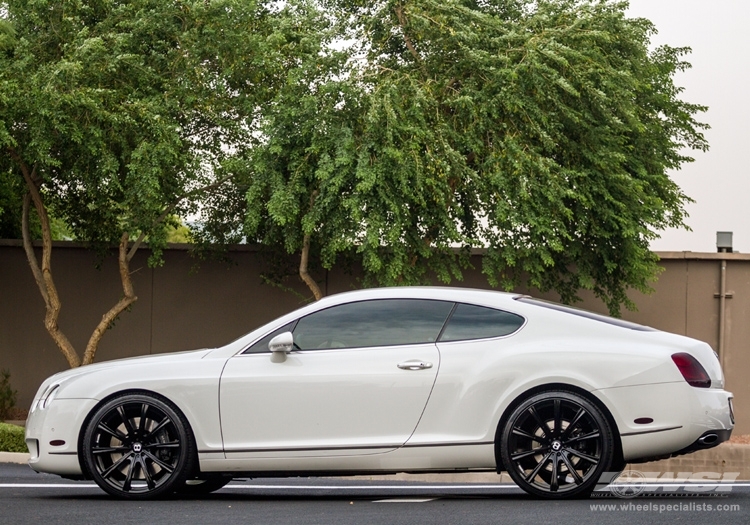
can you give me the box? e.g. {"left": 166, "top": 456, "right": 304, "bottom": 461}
{"left": 243, "top": 321, "right": 297, "bottom": 354}
{"left": 293, "top": 299, "right": 454, "bottom": 350}
{"left": 439, "top": 303, "right": 524, "bottom": 342}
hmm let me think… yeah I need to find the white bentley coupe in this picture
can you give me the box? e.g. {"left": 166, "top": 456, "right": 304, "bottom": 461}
{"left": 25, "top": 287, "right": 734, "bottom": 499}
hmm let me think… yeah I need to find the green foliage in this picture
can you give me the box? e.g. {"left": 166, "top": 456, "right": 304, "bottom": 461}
{"left": 1, "top": 1, "right": 328, "bottom": 366}
{"left": 0, "top": 0, "right": 316, "bottom": 263}
{"left": 1, "top": 168, "right": 73, "bottom": 239}
{"left": 1, "top": 0, "right": 709, "bottom": 315}
{"left": 0, "top": 422, "right": 27, "bottom": 453}
{"left": 235, "top": 0, "right": 707, "bottom": 314}
{"left": 0, "top": 369, "right": 17, "bottom": 420}
{"left": 165, "top": 216, "right": 193, "bottom": 244}
{"left": 192, "top": 0, "right": 333, "bottom": 250}
{"left": 0, "top": 168, "right": 26, "bottom": 239}
{"left": 242, "top": 36, "right": 365, "bottom": 271}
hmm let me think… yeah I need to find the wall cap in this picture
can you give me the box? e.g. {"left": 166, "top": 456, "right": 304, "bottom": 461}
{"left": 3, "top": 240, "right": 749, "bottom": 260}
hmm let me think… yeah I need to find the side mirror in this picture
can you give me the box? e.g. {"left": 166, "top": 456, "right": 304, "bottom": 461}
{"left": 268, "top": 331, "right": 294, "bottom": 363}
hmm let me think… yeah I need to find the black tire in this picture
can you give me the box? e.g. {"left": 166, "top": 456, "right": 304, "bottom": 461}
{"left": 176, "top": 475, "right": 233, "bottom": 496}
{"left": 500, "top": 390, "right": 614, "bottom": 499}
{"left": 82, "top": 393, "right": 196, "bottom": 499}
{"left": 610, "top": 457, "right": 627, "bottom": 475}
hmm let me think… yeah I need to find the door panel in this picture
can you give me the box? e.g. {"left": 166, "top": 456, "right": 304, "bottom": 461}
{"left": 219, "top": 344, "right": 440, "bottom": 458}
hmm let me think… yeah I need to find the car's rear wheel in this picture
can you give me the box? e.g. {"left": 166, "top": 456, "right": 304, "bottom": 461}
{"left": 500, "top": 390, "right": 614, "bottom": 499}
{"left": 82, "top": 393, "right": 195, "bottom": 499}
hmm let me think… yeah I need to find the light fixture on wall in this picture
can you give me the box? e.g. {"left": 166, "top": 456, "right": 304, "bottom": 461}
{"left": 716, "top": 231, "right": 733, "bottom": 253}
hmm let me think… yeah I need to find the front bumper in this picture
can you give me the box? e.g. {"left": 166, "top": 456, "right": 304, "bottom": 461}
{"left": 26, "top": 397, "right": 98, "bottom": 476}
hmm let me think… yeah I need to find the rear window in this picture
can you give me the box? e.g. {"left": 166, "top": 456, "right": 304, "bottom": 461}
{"left": 515, "top": 297, "right": 657, "bottom": 332}
{"left": 439, "top": 303, "right": 525, "bottom": 342}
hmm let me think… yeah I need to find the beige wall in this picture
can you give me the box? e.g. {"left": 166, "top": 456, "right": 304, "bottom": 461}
{"left": 1, "top": 241, "right": 747, "bottom": 433}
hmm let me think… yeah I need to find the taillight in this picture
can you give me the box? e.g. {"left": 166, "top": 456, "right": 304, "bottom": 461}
{"left": 671, "top": 353, "right": 711, "bottom": 388}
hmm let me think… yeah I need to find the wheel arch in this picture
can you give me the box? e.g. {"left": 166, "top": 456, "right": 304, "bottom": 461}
{"left": 493, "top": 382, "right": 624, "bottom": 473}
{"left": 76, "top": 388, "right": 199, "bottom": 479}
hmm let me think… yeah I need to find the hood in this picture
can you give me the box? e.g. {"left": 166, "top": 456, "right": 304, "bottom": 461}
{"left": 31, "top": 348, "right": 212, "bottom": 402}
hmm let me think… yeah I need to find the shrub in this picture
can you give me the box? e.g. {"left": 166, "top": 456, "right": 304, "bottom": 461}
{"left": 0, "top": 369, "right": 17, "bottom": 420}
{"left": 0, "top": 422, "right": 26, "bottom": 453}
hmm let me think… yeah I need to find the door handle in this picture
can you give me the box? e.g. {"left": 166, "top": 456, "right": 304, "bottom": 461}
{"left": 397, "top": 360, "right": 433, "bottom": 370}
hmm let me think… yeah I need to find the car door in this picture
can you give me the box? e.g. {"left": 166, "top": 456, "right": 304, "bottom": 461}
{"left": 219, "top": 298, "right": 454, "bottom": 458}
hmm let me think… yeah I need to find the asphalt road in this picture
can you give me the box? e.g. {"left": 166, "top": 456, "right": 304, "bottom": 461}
{"left": 2, "top": 463, "right": 749, "bottom": 525}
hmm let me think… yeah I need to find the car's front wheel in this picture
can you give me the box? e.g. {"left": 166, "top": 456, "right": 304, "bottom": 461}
{"left": 82, "top": 393, "right": 195, "bottom": 499}
{"left": 500, "top": 390, "right": 614, "bottom": 499}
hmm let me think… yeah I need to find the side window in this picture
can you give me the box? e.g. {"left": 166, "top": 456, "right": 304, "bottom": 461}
{"left": 439, "top": 303, "right": 524, "bottom": 342}
{"left": 293, "top": 299, "right": 454, "bottom": 350}
{"left": 243, "top": 321, "right": 297, "bottom": 354}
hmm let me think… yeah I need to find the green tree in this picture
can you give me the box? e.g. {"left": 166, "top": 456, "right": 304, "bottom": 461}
{"left": 0, "top": 0, "right": 322, "bottom": 366}
{"left": 241, "top": 0, "right": 707, "bottom": 313}
{"left": 241, "top": 50, "right": 365, "bottom": 300}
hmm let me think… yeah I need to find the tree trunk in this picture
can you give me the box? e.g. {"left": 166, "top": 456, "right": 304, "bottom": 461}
{"left": 10, "top": 148, "right": 240, "bottom": 367}
{"left": 299, "top": 189, "right": 323, "bottom": 300}
{"left": 17, "top": 158, "right": 81, "bottom": 368}
{"left": 13, "top": 149, "right": 139, "bottom": 368}
{"left": 299, "top": 232, "right": 323, "bottom": 300}
{"left": 81, "top": 233, "right": 138, "bottom": 365}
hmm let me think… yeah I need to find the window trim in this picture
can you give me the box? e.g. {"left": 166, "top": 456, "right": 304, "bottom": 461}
{"left": 240, "top": 320, "right": 298, "bottom": 355}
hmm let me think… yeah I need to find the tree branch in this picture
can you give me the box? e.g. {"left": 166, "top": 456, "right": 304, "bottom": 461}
{"left": 21, "top": 192, "right": 50, "bottom": 308}
{"left": 394, "top": 4, "right": 424, "bottom": 68}
{"left": 82, "top": 233, "right": 137, "bottom": 365}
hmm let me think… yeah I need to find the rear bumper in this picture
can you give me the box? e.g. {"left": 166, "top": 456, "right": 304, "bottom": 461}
{"left": 671, "top": 428, "right": 733, "bottom": 457}
{"left": 594, "top": 382, "right": 734, "bottom": 462}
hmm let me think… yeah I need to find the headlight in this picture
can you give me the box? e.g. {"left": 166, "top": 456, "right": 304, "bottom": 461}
{"left": 40, "top": 384, "right": 60, "bottom": 410}
{"left": 31, "top": 384, "right": 52, "bottom": 413}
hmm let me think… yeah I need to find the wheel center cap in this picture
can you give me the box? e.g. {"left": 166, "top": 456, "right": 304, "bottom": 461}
{"left": 132, "top": 442, "right": 142, "bottom": 453}
{"left": 551, "top": 440, "right": 562, "bottom": 452}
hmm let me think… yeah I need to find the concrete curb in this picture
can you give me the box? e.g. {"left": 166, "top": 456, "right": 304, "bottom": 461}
{"left": 347, "top": 472, "right": 516, "bottom": 483}
{"left": 0, "top": 452, "right": 30, "bottom": 465}
{"left": 626, "top": 442, "right": 750, "bottom": 479}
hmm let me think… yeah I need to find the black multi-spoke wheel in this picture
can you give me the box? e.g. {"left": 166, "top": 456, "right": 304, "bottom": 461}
{"left": 82, "top": 393, "right": 195, "bottom": 499}
{"left": 500, "top": 391, "right": 614, "bottom": 499}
